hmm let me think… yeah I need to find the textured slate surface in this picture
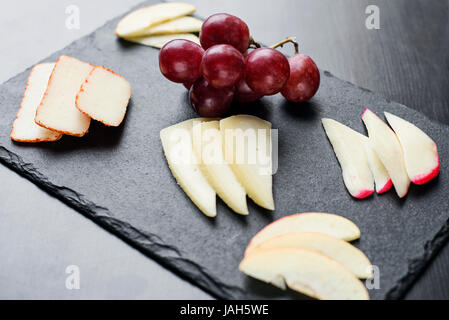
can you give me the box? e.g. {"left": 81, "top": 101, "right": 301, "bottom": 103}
{"left": 1, "top": 0, "right": 448, "bottom": 300}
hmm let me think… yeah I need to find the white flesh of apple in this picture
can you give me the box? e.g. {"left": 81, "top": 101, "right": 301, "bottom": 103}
{"left": 361, "top": 109, "right": 410, "bottom": 197}
{"left": 115, "top": 2, "right": 196, "bottom": 37}
{"left": 76, "top": 66, "right": 132, "bottom": 127}
{"left": 360, "top": 136, "right": 393, "bottom": 193}
{"left": 251, "top": 232, "right": 373, "bottom": 279}
{"left": 160, "top": 119, "right": 216, "bottom": 217}
{"left": 125, "top": 33, "right": 200, "bottom": 49}
{"left": 239, "top": 248, "right": 369, "bottom": 300}
{"left": 384, "top": 112, "right": 439, "bottom": 185}
{"left": 10, "top": 63, "right": 63, "bottom": 143}
{"left": 192, "top": 121, "right": 248, "bottom": 215}
{"left": 35, "top": 56, "right": 92, "bottom": 137}
{"left": 322, "top": 118, "right": 374, "bottom": 199}
{"left": 245, "top": 212, "right": 360, "bottom": 255}
{"left": 220, "top": 115, "right": 274, "bottom": 210}
{"left": 139, "top": 16, "right": 202, "bottom": 36}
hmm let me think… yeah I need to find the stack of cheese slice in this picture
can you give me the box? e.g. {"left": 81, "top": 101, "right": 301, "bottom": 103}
{"left": 322, "top": 109, "right": 439, "bottom": 199}
{"left": 160, "top": 115, "right": 274, "bottom": 217}
{"left": 115, "top": 2, "right": 203, "bottom": 48}
{"left": 11, "top": 56, "right": 131, "bottom": 142}
{"left": 240, "top": 212, "right": 372, "bottom": 300}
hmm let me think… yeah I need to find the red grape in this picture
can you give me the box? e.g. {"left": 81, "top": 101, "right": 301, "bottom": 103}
{"left": 159, "top": 39, "right": 204, "bottom": 83}
{"left": 244, "top": 48, "right": 290, "bottom": 95}
{"left": 183, "top": 82, "right": 193, "bottom": 90}
{"left": 235, "top": 78, "right": 263, "bottom": 103}
{"left": 189, "top": 78, "right": 234, "bottom": 117}
{"left": 281, "top": 54, "right": 320, "bottom": 102}
{"left": 200, "top": 13, "right": 250, "bottom": 53}
{"left": 201, "top": 44, "right": 245, "bottom": 89}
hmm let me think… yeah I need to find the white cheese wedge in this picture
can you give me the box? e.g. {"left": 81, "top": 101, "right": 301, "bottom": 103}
{"left": 360, "top": 136, "right": 392, "bottom": 193}
{"left": 139, "top": 16, "right": 202, "bottom": 36}
{"left": 250, "top": 232, "right": 373, "bottom": 279}
{"left": 76, "top": 66, "right": 131, "bottom": 127}
{"left": 10, "top": 63, "right": 63, "bottom": 142}
{"left": 160, "top": 119, "right": 217, "bottom": 217}
{"left": 239, "top": 248, "right": 369, "bottom": 300}
{"left": 220, "top": 115, "right": 274, "bottom": 210}
{"left": 192, "top": 121, "right": 248, "bottom": 215}
{"left": 361, "top": 109, "right": 410, "bottom": 197}
{"left": 35, "top": 56, "right": 93, "bottom": 137}
{"left": 125, "top": 33, "right": 200, "bottom": 49}
{"left": 245, "top": 212, "right": 361, "bottom": 255}
{"left": 384, "top": 112, "right": 439, "bottom": 185}
{"left": 322, "top": 118, "right": 374, "bottom": 199}
{"left": 115, "top": 2, "right": 196, "bottom": 38}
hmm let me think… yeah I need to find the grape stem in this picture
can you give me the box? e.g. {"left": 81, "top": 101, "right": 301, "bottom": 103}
{"left": 249, "top": 36, "right": 261, "bottom": 49}
{"left": 270, "top": 37, "right": 299, "bottom": 54}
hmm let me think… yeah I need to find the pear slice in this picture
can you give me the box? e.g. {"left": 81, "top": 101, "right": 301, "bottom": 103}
{"left": 115, "top": 2, "right": 196, "bottom": 38}
{"left": 322, "top": 118, "right": 374, "bottom": 199}
{"left": 139, "top": 16, "right": 202, "bottom": 36}
{"left": 124, "top": 33, "right": 200, "bottom": 49}
{"left": 10, "top": 63, "right": 63, "bottom": 143}
{"left": 239, "top": 247, "right": 369, "bottom": 300}
{"left": 360, "top": 136, "right": 393, "bottom": 193}
{"left": 220, "top": 115, "right": 274, "bottom": 210}
{"left": 361, "top": 109, "right": 410, "bottom": 197}
{"left": 251, "top": 232, "right": 372, "bottom": 279}
{"left": 245, "top": 213, "right": 360, "bottom": 255}
{"left": 192, "top": 121, "right": 248, "bottom": 215}
{"left": 384, "top": 112, "right": 439, "bottom": 185}
{"left": 35, "top": 56, "right": 92, "bottom": 137}
{"left": 160, "top": 118, "right": 216, "bottom": 217}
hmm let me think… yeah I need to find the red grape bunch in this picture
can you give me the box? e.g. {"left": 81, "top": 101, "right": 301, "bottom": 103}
{"left": 159, "top": 13, "right": 320, "bottom": 117}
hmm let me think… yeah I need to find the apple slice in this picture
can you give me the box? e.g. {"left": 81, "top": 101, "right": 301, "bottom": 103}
{"left": 139, "top": 16, "right": 202, "bottom": 36}
{"left": 220, "top": 115, "right": 274, "bottom": 210}
{"left": 251, "top": 232, "right": 372, "bottom": 279}
{"left": 239, "top": 248, "right": 369, "bottom": 300}
{"left": 160, "top": 118, "right": 216, "bottom": 217}
{"left": 192, "top": 121, "right": 248, "bottom": 215}
{"left": 124, "top": 33, "right": 200, "bottom": 49}
{"left": 76, "top": 66, "right": 132, "bottom": 127}
{"left": 322, "top": 118, "right": 374, "bottom": 199}
{"left": 115, "top": 2, "right": 196, "bottom": 38}
{"left": 35, "top": 56, "right": 93, "bottom": 137}
{"left": 10, "top": 63, "right": 63, "bottom": 143}
{"left": 384, "top": 112, "right": 439, "bottom": 185}
{"left": 245, "top": 213, "right": 360, "bottom": 255}
{"left": 361, "top": 109, "right": 410, "bottom": 197}
{"left": 360, "top": 136, "right": 393, "bottom": 193}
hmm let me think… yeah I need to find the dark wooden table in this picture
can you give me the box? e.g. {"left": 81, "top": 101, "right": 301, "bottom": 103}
{"left": 187, "top": 0, "right": 449, "bottom": 299}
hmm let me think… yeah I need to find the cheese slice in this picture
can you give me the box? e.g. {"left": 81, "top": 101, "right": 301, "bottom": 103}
{"left": 115, "top": 2, "right": 196, "bottom": 37}
{"left": 35, "top": 56, "right": 93, "bottom": 137}
{"left": 10, "top": 63, "right": 63, "bottom": 142}
{"left": 220, "top": 115, "right": 274, "bottom": 210}
{"left": 125, "top": 33, "right": 200, "bottom": 49}
{"left": 139, "top": 16, "right": 202, "bottom": 36}
{"left": 160, "top": 119, "right": 216, "bottom": 217}
{"left": 76, "top": 66, "right": 131, "bottom": 127}
{"left": 192, "top": 121, "right": 248, "bottom": 215}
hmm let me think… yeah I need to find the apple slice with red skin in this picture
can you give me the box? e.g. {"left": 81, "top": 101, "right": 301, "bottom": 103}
{"left": 239, "top": 247, "right": 369, "bottom": 300}
{"left": 384, "top": 112, "right": 439, "bottom": 185}
{"left": 361, "top": 109, "right": 410, "bottom": 198}
{"left": 360, "top": 136, "right": 393, "bottom": 194}
{"left": 322, "top": 118, "right": 374, "bottom": 199}
{"left": 245, "top": 212, "right": 360, "bottom": 256}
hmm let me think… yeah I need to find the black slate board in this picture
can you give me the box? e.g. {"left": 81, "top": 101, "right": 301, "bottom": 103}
{"left": 1, "top": 0, "right": 448, "bottom": 300}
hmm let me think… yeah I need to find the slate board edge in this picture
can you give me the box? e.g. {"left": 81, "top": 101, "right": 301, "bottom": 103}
{"left": 0, "top": 0, "right": 447, "bottom": 300}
